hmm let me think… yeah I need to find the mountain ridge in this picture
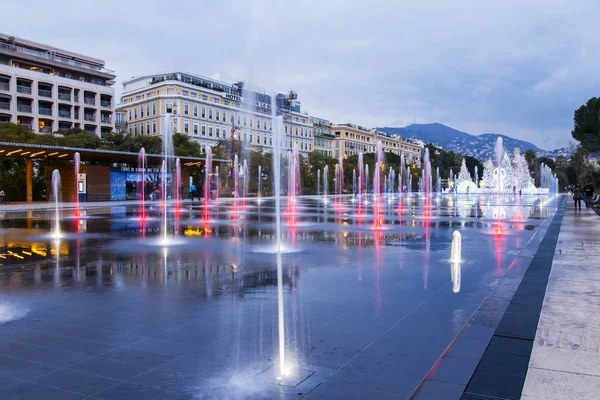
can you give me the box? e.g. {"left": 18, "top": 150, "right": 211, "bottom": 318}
{"left": 378, "top": 123, "right": 547, "bottom": 161}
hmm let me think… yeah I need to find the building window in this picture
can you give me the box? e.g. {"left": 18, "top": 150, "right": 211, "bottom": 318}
{"left": 243, "top": 116, "right": 247, "bottom": 126}
{"left": 193, "top": 123, "right": 198, "bottom": 135}
{"left": 184, "top": 103, "right": 189, "bottom": 115}
{"left": 249, "top": 132, "right": 253, "bottom": 143}
{"left": 191, "top": 92, "right": 196, "bottom": 98}
{"left": 250, "top": 118, "right": 253, "bottom": 128}
{"left": 237, "top": 115, "right": 241, "bottom": 125}
{"left": 264, "top": 135, "right": 267, "bottom": 145}
{"left": 166, "top": 101, "right": 173, "bottom": 113}
{"left": 208, "top": 125, "right": 213, "bottom": 137}
{"left": 182, "top": 90, "right": 188, "bottom": 96}
{"left": 167, "top": 88, "right": 174, "bottom": 94}
{"left": 193, "top": 105, "right": 198, "bottom": 117}
{"left": 222, "top": 111, "right": 226, "bottom": 122}
{"left": 202, "top": 124, "right": 206, "bottom": 135}
{"left": 152, "top": 120, "right": 156, "bottom": 133}
{"left": 146, "top": 123, "right": 150, "bottom": 135}
{"left": 146, "top": 104, "right": 150, "bottom": 116}
{"left": 257, "top": 134, "right": 261, "bottom": 144}
{"left": 202, "top": 95, "right": 207, "bottom": 100}
{"left": 134, "top": 109, "right": 137, "bottom": 119}
{"left": 216, "top": 127, "right": 220, "bottom": 138}
{"left": 216, "top": 111, "right": 220, "bottom": 121}
{"left": 152, "top": 103, "right": 156, "bottom": 115}
{"left": 208, "top": 108, "right": 213, "bottom": 119}
{"left": 202, "top": 106, "right": 206, "bottom": 118}
{"left": 134, "top": 125, "right": 138, "bottom": 135}
{"left": 128, "top": 110, "right": 132, "bottom": 120}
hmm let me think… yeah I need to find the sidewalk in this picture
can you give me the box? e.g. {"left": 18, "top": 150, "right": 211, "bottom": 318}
{"left": 522, "top": 205, "right": 600, "bottom": 399}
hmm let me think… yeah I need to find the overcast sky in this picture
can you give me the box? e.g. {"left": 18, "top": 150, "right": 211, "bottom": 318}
{"left": 4, "top": 0, "right": 599, "bottom": 149}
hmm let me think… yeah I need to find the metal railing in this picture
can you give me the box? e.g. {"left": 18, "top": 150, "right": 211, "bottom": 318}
{"left": 19, "top": 123, "right": 33, "bottom": 130}
{"left": 16, "top": 85, "right": 32, "bottom": 95}
{"left": 39, "top": 108, "right": 52, "bottom": 116}
{"left": 85, "top": 129, "right": 96, "bottom": 135}
{"left": 59, "top": 111, "right": 71, "bottom": 118}
{"left": 101, "top": 117, "right": 111, "bottom": 124}
{"left": 84, "top": 114, "right": 95, "bottom": 121}
{"left": 17, "top": 104, "right": 32, "bottom": 113}
{"left": 0, "top": 82, "right": 9, "bottom": 91}
{"left": 100, "top": 100, "right": 111, "bottom": 108}
{"left": 38, "top": 89, "right": 52, "bottom": 98}
{"left": 74, "top": 113, "right": 79, "bottom": 119}
{"left": 58, "top": 93, "right": 71, "bottom": 101}
{"left": 84, "top": 98, "right": 96, "bottom": 105}
{"left": 74, "top": 96, "right": 79, "bottom": 103}
{"left": 40, "top": 126, "right": 52, "bottom": 133}
{"left": 0, "top": 42, "right": 116, "bottom": 75}
{"left": 0, "top": 103, "right": 9, "bottom": 110}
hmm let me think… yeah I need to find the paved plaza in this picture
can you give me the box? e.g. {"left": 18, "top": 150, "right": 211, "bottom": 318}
{"left": 0, "top": 195, "right": 598, "bottom": 399}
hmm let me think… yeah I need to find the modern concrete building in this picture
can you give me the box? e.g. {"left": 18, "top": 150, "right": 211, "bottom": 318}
{"left": 116, "top": 72, "right": 314, "bottom": 154}
{"left": 0, "top": 33, "right": 116, "bottom": 137}
{"left": 332, "top": 123, "right": 422, "bottom": 166}
{"left": 312, "top": 116, "right": 334, "bottom": 157}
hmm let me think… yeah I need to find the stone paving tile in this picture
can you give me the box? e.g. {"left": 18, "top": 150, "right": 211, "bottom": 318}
{"left": 0, "top": 381, "right": 86, "bottom": 400}
{"left": 0, "top": 355, "right": 58, "bottom": 380}
{"left": 31, "top": 369, "right": 122, "bottom": 397}
{"left": 523, "top": 204, "right": 600, "bottom": 399}
{"left": 414, "top": 380, "right": 465, "bottom": 399}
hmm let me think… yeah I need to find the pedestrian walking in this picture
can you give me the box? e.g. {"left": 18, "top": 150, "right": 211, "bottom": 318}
{"left": 583, "top": 182, "right": 595, "bottom": 209}
{"left": 189, "top": 182, "right": 197, "bottom": 201}
{"left": 0, "top": 189, "right": 9, "bottom": 204}
{"left": 573, "top": 182, "right": 583, "bottom": 211}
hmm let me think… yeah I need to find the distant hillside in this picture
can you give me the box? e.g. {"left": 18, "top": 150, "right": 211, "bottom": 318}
{"left": 378, "top": 123, "right": 546, "bottom": 161}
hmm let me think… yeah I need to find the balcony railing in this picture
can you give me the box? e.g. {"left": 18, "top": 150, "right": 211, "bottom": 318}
{"left": 59, "top": 111, "right": 71, "bottom": 118}
{"left": 74, "top": 96, "right": 79, "bottom": 103}
{"left": 0, "top": 82, "right": 9, "bottom": 91}
{"left": 17, "top": 104, "right": 32, "bottom": 113}
{"left": 58, "top": 93, "right": 71, "bottom": 101}
{"left": 17, "top": 85, "right": 32, "bottom": 95}
{"left": 74, "top": 113, "right": 79, "bottom": 119}
{"left": 101, "top": 117, "right": 111, "bottom": 124}
{"left": 38, "top": 89, "right": 52, "bottom": 98}
{"left": 39, "top": 108, "right": 52, "bottom": 116}
{"left": 84, "top": 114, "right": 96, "bottom": 121}
{"left": 85, "top": 129, "right": 96, "bottom": 135}
{"left": 40, "top": 126, "right": 52, "bottom": 133}
{"left": 0, "top": 42, "right": 116, "bottom": 75}
{"left": 100, "top": 100, "right": 111, "bottom": 108}
{"left": 0, "top": 103, "right": 9, "bottom": 110}
{"left": 19, "top": 123, "right": 33, "bottom": 130}
{"left": 84, "top": 98, "right": 96, "bottom": 105}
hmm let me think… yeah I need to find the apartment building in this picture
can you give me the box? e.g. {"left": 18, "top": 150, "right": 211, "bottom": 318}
{"left": 312, "top": 116, "right": 334, "bottom": 157}
{"left": 0, "top": 33, "right": 116, "bottom": 136}
{"left": 332, "top": 123, "right": 422, "bottom": 166}
{"left": 115, "top": 72, "right": 314, "bottom": 154}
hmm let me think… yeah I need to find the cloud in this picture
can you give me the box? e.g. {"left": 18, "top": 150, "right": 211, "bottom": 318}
{"left": 3, "top": 0, "right": 599, "bottom": 149}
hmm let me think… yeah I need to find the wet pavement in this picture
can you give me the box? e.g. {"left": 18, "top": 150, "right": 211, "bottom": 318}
{"left": 0, "top": 194, "right": 561, "bottom": 399}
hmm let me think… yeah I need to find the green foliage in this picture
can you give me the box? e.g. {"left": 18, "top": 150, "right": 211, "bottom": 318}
{"left": 572, "top": 97, "right": 600, "bottom": 152}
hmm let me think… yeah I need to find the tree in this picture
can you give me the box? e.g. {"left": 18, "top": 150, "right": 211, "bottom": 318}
{"left": 572, "top": 97, "right": 600, "bottom": 152}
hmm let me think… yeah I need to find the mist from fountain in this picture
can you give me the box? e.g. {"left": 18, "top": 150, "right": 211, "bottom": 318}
{"left": 407, "top": 166, "right": 412, "bottom": 194}
{"left": 353, "top": 170, "right": 357, "bottom": 196}
{"left": 365, "top": 164, "right": 369, "bottom": 195}
{"left": 160, "top": 160, "right": 169, "bottom": 245}
{"left": 423, "top": 148, "right": 432, "bottom": 197}
{"left": 204, "top": 146, "right": 213, "bottom": 202}
{"left": 258, "top": 165, "right": 262, "bottom": 200}
{"left": 450, "top": 232, "right": 462, "bottom": 294}
{"left": 243, "top": 159, "right": 249, "bottom": 201}
{"left": 474, "top": 165, "right": 479, "bottom": 188}
{"left": 50, "top": 169, "right": 62, "bottom": 239}
{"left": 214, "top": 166, "right": 219, "bottom": 202}
{"left": 175, "top": 158, "right": 182, "bottom": 213}
{"left": 436, "top": 167, "right": 441, "bottom": 194}
{"left": 336, "top": 156, "right": 344, "bottom": 196}
{"left": 317, "top": 169, "right": 320, "bottom": 197}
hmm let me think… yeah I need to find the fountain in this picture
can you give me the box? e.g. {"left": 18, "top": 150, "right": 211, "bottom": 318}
{"left": 336, "top": 156, "right": 344, "bottom": 196}
{"left": 50, "top": 169, "right": 62, "bottom": 239}
{"left": 138, "top": 148, "right": 147, "bottom": 220}
{"left": 423, "top": 148, "right": 432, "bottom": 197}
{"left": 450, "top": 230, "right": 462, "bottom": 263}
{"left": 323, "top": 165, "right": 329, "bottom": 202}
{"left": 400, "top": 154, "right": 405, "bottom": 192}
{"left": 270, "top": 104, "right": 286, "bottom": 378}
{"left": 407, "top": 166, "right": 412, "bottom": 194}
{"left": 317, "top": 169, "right": 320, "bottom": 197}
{"left": 233, "top": 154, "right": 239, "bottom": 199}
{"left": 160, "top": 160, "right": 169, "bottom": 245}
{"left": 358, "top": 152, "right": 364, "bottom": 196}
{"left": 175, "top": 158, "right": 182, "bottom": 212}
{"left": 436, "top": 167, "right": 441, "bottom": 194}
{"left": 365, "top": 164, "right": 369, "bottom": 195}
{"left": 73, "top": 152, "right": 80, "bottom": 216}
{"left": 258, "top": 165, "right": 262, "bottom": 200}
{"left": 352, "top": 170, "right": 357, "bottom": 196}
{"left": 214, "top": 166, "right": 219, "bottom": 201}
{"left": 450, "top": 230, "right": 462, "bottom": 293}
{"left": 204, "top": 146, "right": 213, "bottom": 202}
{"left": 243, "top": 159, "right": 249, "bottom": 200}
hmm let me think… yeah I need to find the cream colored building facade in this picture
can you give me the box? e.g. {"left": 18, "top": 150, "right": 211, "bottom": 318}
{"left": 116, "top": 72, "right": 314, "bottom": 155}
{"left": 0, "top": 33, "right": 116, "bottom": 136}
{"left": 332, "top": 123, "right": 422, "bottom": 166}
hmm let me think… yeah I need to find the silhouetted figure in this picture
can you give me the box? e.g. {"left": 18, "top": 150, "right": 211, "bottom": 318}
{"left": 573, "top": 183, "right": 583, "bottom": 211}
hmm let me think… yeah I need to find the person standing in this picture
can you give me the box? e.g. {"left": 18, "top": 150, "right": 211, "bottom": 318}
{"left": 189, "top": 182, "right": 197, "bottom": 201}
{"left": 583, "top": 182, "right": 595, "bottom": 209}
{"left": 573, "top": 182, "right": 583, "bottom": 211}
